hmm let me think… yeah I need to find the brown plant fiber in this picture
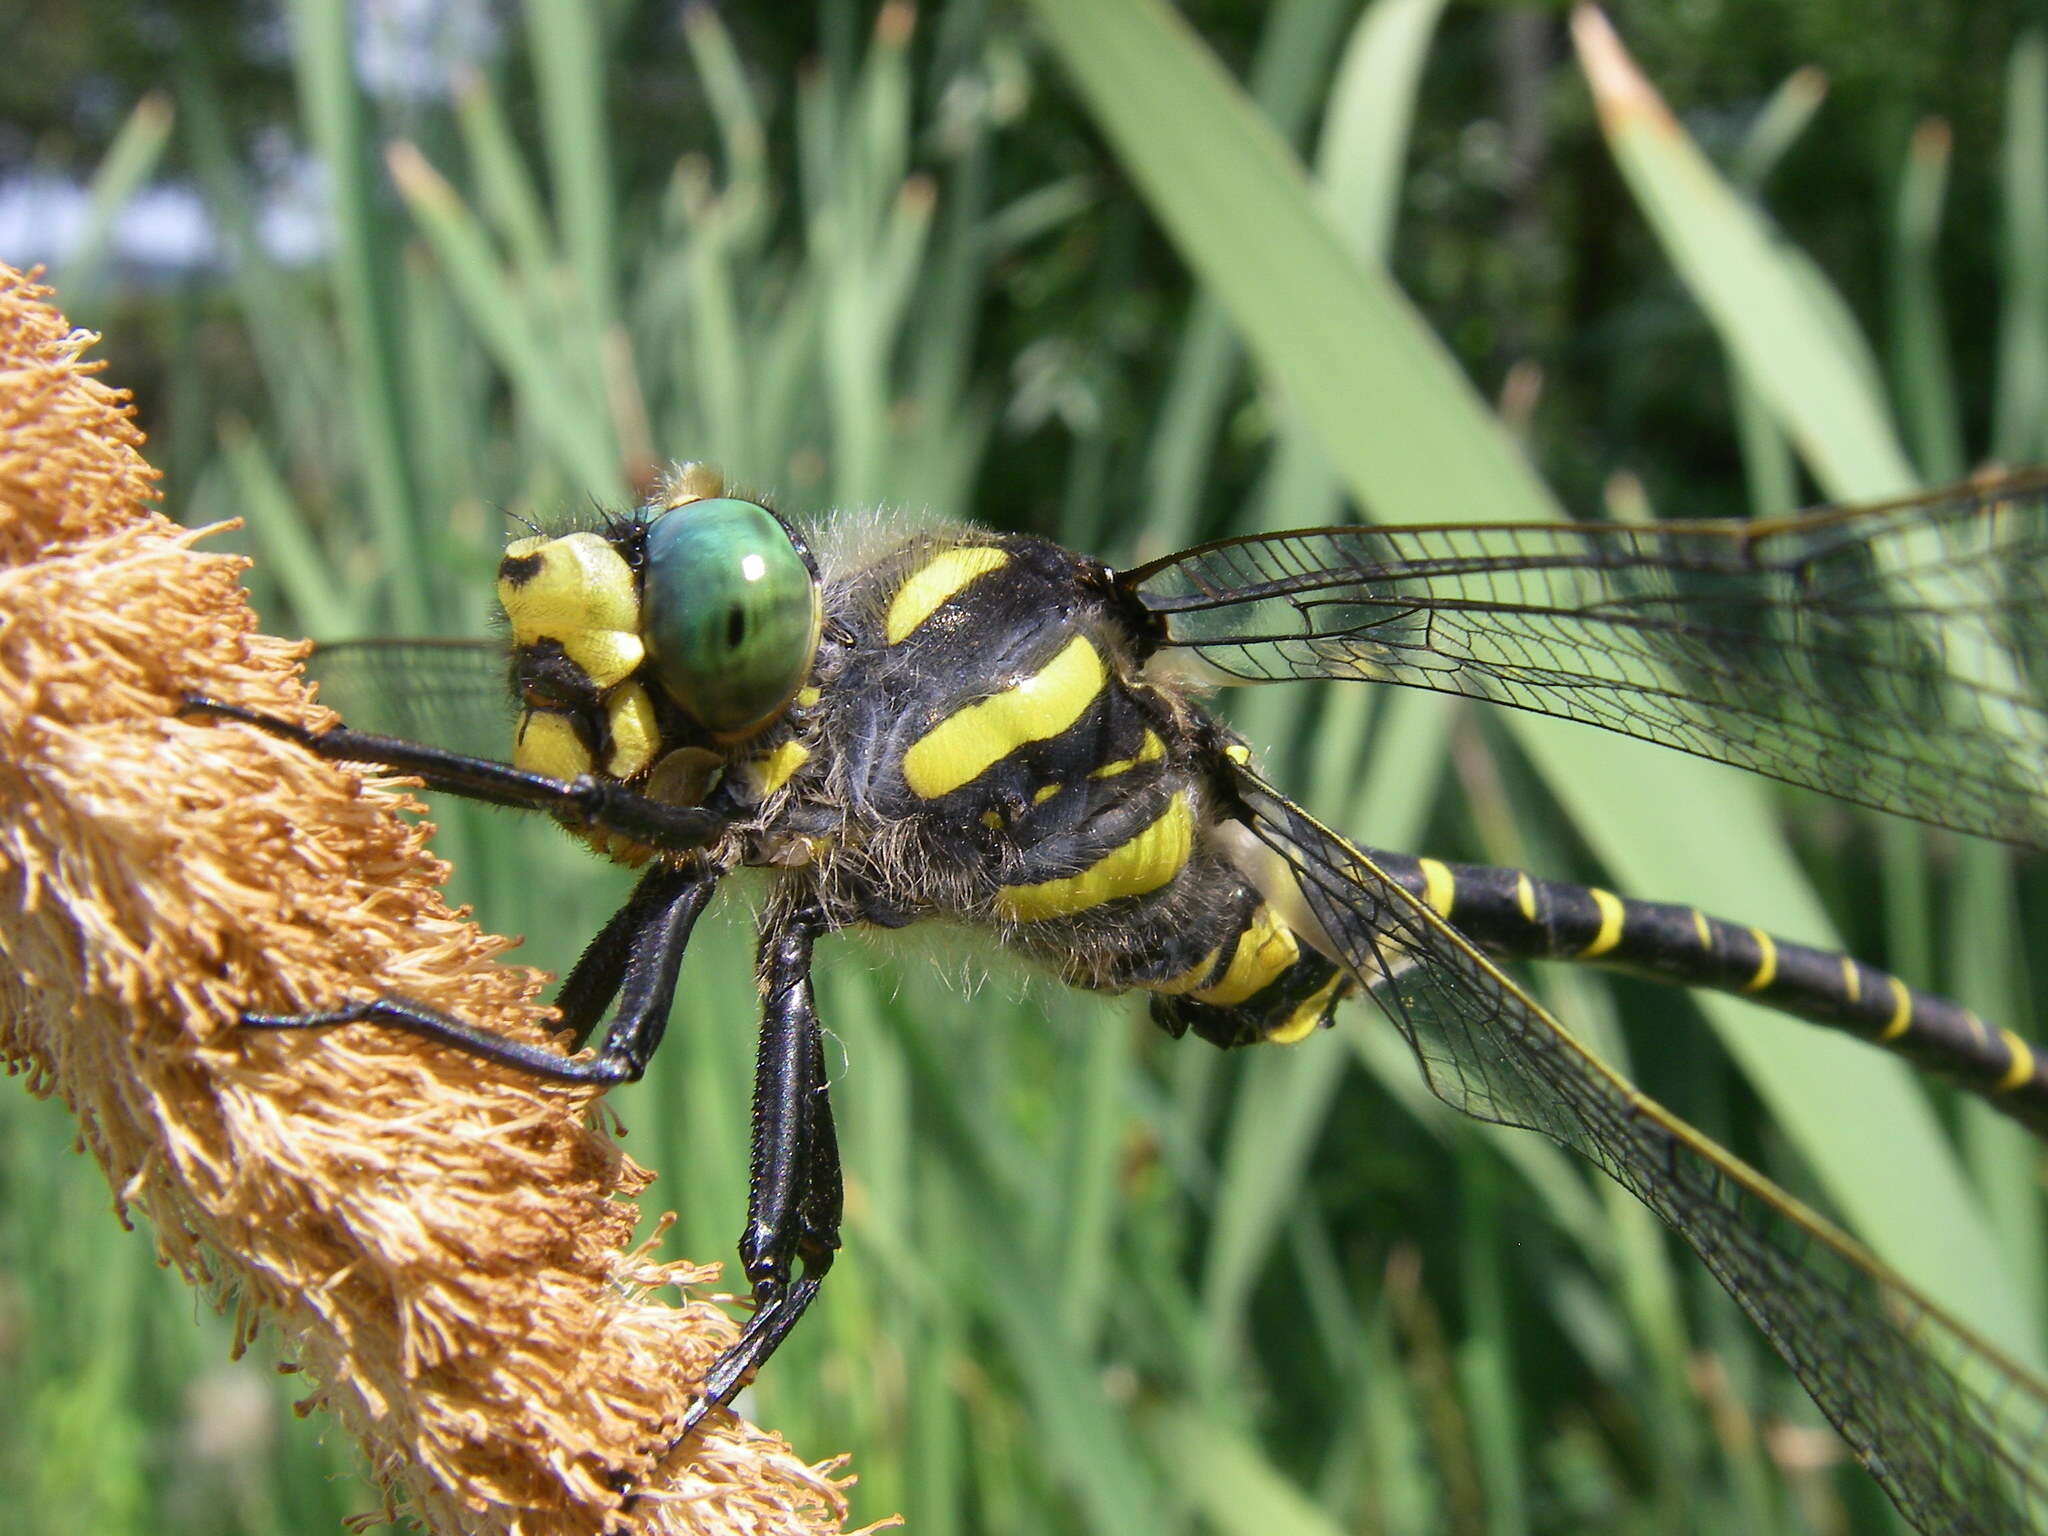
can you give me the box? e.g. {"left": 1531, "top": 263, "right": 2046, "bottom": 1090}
{"left": 0, "top": 266, "right": 867, "bottom": 1535}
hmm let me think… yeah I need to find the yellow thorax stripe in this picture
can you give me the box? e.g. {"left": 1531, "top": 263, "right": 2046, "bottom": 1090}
{"left": 903, "top": 635, "right": 1105, "bottom": 799}
{"left": 994, "top": 793, "right": 1193, "bottom": 922}
{"left": 1092, "top": 729, "right": 1166, "bottom": 779}
{"left": 885, "top": 545, "right": 1011, "bottom": 644}
{"left": 739, "top": 738, "right": 812, "bottom": 800}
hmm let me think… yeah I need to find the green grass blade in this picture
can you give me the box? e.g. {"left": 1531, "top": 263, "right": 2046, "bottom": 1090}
{"left": 1317, "top": 0, "right": 1449, "bottom": 256}
{"left": 1019, "top": 0, "right": 1546, "bottom": 529}
{"left": 1150, "top": 1406, "right": 1350, "bottom": 1536}
{"left": 1995, "top": 31, "right": 2048, "bottom": 465}
{"left": 385, "top": 141, "right": 623, "bottom": 499}
{"left": 1139, "top": 0, "right": 1357, "bottom": 557}
{"left": 526, "top": 0, "right": 617, "bottom": 332}
{"left": 218, "top": 420, "right": 353, "bottom": 638}
{"left": 682, "top": 3, "right": 769, "bottom": 202}
{"left": 1573, "top": 9, "right": 1913, "bottom": 501}
{"left": 290, "top": 0, "right": 425, "bottom": 630}
{"left": 451, "top": 67, "right": 558, "bottom": 288}
{"left": 1891, "top": 120, "right": 1966, "bottom": 482}
{"left": 1731, "top": 66, "right": 1826, "bottom": 191}
{"left": 175, "top": 47, "right": 339, "bottom": 487}
{"left": 1198, "top": 1041, "right": 1347, "bottom": 1359}
{"left": 1725, "top": 72, "right": 1821, "bottom": 516}
{"left": 50, "top": 91, "right": 174, "bottom": 320}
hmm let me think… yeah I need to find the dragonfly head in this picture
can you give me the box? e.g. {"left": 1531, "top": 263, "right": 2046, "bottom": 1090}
{"left": 495, "top": 463, "right": 823, "bottom": 797}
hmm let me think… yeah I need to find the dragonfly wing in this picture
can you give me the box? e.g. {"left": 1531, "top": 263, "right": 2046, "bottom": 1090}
{"left": 302, "top": 638, "right": 516, "bottom": 765}
{"left": 1229, "top": 761, "right": 2048, "bottom": 1534}
{"left": 1127, "top": 474, "right": 2048, "bottom": 849}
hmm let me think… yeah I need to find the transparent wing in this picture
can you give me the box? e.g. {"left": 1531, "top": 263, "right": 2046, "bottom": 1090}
{"left": 303, "top": 638, "right": 516, "bottom": 764}
{"left": 1230, "top": 762, "right": 2048, "bottom": 1535}
{"left": 1127, "top": 473, "right": 2048, "bottom": 849}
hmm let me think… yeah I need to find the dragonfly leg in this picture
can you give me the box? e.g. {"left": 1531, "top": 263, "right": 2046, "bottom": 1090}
{"left": 182, "top": 696, "right": 731, "bottom": 852}
{"left": 553, "top": 862, "right": 716, "bottom": 1049}
{"left": 548, "top": 873, "right": 669, "bottom": 1048}
{"left": 676, "top": 896, "right": 841, "bottom": 1438}
{"left": 241, "top": 862, "right": 720, "bottom": 1085}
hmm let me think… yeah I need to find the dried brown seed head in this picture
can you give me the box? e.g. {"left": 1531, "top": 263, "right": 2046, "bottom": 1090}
{"left": 0, "top": 265, "right": 871, "bottom": 1536}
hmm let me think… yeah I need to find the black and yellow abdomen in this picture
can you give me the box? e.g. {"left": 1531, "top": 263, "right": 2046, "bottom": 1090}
{"left": 1368, "top": 850, "right": 2048, "bottom": 1135}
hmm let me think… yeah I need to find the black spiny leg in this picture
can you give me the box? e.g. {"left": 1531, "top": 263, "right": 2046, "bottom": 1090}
{"left": 677, "top": 898, "right": 841, "bottom": 1436}
{"left": 551, "top": 862, "right": 715, "bottom": 1062}
{"left": 242, "top": 863, "right": 719, "bottom": 1085}
{"left": 549, "top": 868, "right": 687, "bottom": 1047}
{"left": 183, "top": 697, "right": 731, "bottom": 852}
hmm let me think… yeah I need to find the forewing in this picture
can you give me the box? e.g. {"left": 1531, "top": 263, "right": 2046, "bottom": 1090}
{"left": 1230, "top": 764, "right": 2048, "bottom": 1534}
{"left": 303, "top": 638, "right": 516, "bottom": 764}
{"left": 1129, "top": 474, "right": 2048, "bottom": 849}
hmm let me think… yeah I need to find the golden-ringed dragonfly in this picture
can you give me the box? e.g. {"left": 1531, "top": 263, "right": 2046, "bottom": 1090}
{"left": 189, "top": 462, "right": 2048, "bottom": 1530}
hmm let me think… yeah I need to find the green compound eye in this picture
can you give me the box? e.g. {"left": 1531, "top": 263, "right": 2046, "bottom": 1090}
{"left": 642, "top": 498, "right": 820, "bottom": 738}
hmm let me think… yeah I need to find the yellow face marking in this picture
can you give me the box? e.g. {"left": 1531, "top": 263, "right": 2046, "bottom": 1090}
{"left": 1266, "top": 973, "right": 1345, "bottom": 1045}
{"left": 1514, "top": 872, "right": 1537, "bottom": 923}
{"left": 993, "top": 793, "right": 1193, "bottom": 923}
{"left": 1578, "top": 888, "right": 1626, "bottom": 958}
{"left": 1150, "top": 945, "right": 1223, "bottom": 997}
{"left": 1032, "top": 783, "right": 1062, "bottom": 806}
{"left": 603, "top": 682, "right": 661, "bottom": 780}
{"left": 1879, "top": 977, "right": 1912, "bottom": 1041}
{"left": 1692, "top": 909, "right": 1712, "bottom": 952}
{"left": 1092, "top": 729, "right": 1167, "bottom": 779}
{"left": 1996, "top": 1032, "right": 2036, "bottom": 1094}
{"left": 1192, "top": 903, "right": 1300, "bottom": 1007}
{"left": 1224, "top": 743, "right": 1251, "bottom": 765}
{"left": 1740, "top": 928, "right": 1777, "bottom": 994}
{"left": 1417, "top": 858, "right": 1456, "bottom": 919}
{"left": 903, "top": 635, "right": 1105, "bottom": 800}
{"left": 739, "top": 739, "right": 811, "bottom": 801}
{"left": 884, "top": 546, "right": 1011, "bottom": 644}
{"left": 514, "top": 709, "right": 593, "bottom": 780}
{"left": 498, "top": 531, "right": 646, "bottom": 690}
{"left": 1839, "top": 955, "right": 1860, "bottom": 1005}
{"left": 795, "top": 686, "right": 822, "bottom": 709}
{"left": 980, "top": 809, "right": 1004, "bottom": 831}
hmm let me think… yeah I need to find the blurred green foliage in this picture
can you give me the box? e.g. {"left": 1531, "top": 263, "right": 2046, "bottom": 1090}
{"left": 2, "top": 3, "right": 2045, "bottom": 1534}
